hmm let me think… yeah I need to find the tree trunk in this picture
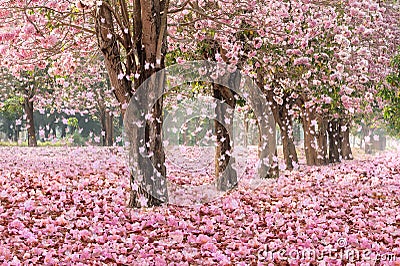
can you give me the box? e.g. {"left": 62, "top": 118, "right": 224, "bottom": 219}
{"left": 254, "top": 71, "right": 279, "bottom": 178}
{"left": 315, "top": 117, "right": 328, "bottom": 166}
{"left": 51, "top": 125, "right": 56, "bottom": 139}
{"left": 257, "top": 74, "right": 297, "bottom": 171}
{"left": 100, "top": 107, "right": 114, "bottom": 147}
{"left": 61, "top": 124, "right": 66, "bottom": 138}
{"left": 96, "top": 0, "right": 169, "bottom": 207}
{"left": 279, "top": 108, "right": 299, "bottom": 170}
{"left": 23, "top": 97, "right": 37, "bottom": 147}
{"left": 363, "top": 126, "right": 373, "bottom": 154}
{"left": 105, "top": 111, "right": 114, "bottom": 146}
{"left": 213, "top": 83, "right": 238, "bottom": 191}
{"left": 125, "top": 71, "right": 167, "bottom": 208}
{"left": 100, "top": 108, "right": 106, "bottom": 146}
{"left": 340, "top": 120, "right": 353, "bottom": 160}
{"left": 328, "top": 119, "right": 341, "bottom": 163}
{"left": 281, "top": 129, "right": 298, "bottom": 170}
{"left": 257, "top": 131, "right": 279, "bottom": 178}
{"left": 301, "top": 108, "right": 317, "bottom": 166}
{"left": 13, "top": 127, "right": 19, "bottom": 142}
{"left": 95, "top": 5, "right": 132, "bottom": 111}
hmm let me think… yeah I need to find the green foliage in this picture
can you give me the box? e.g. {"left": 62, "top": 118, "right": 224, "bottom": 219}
{"left": 70, "top": 131, "right": 86, "bottom": 146}
{"left": 67, "top": 117, "right": 79, "bottom": 129}
{"left": 1, "top": 96, "right": 24, "bottom": 120}
{"left": 380, "top": 48, "right": 400, "bottom": 136}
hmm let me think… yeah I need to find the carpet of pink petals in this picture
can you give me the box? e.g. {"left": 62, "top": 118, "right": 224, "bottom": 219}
{"left": 0, "top": 147, "right": 399, "bottom": 265}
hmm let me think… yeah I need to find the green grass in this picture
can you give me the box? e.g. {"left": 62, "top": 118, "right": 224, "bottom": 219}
{"left": 0, "top": 140, "right": 68, "bottom": 147}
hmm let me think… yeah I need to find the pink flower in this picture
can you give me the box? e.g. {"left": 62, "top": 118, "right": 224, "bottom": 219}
{"left": 202, "top": 242, "right": 217, "bottom": 253}
{"left": 196, "top": 234, "right": 211, "bottom": 244}
{"left": 293, "top": 57, "right": 310, "bottom": 67}
{"left": 169, "top": 230, "right": 184, "bottom": 243}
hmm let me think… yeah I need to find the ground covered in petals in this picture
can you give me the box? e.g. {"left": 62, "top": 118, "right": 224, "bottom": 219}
{"left": 0, "top": 147, "right": 399, "bottom": 265}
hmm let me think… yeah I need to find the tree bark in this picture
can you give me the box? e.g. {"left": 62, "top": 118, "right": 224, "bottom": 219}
{"left": 23, "top": 96, "right": 37, "bottom": 147}
{"left": 127, "top": 71, "right": 167, "bottom": 207}
{"left": 95, "top": 4, "right": 132, "bottom": 111}
{"left": 257, "top": 130, "right": 279, "bottom": 178}
{"left": 96, "top": 0, "right": 169, "bottom": 207}
{"left": 315, "top": 117, "right": 328, "bottom": 166}
{"left": 105, "top": 111, "right": 114, "bottom": 146}
{"left": 255, "top": 71, "right": 279, "bottom": 178}
{"left": 340, "top": 120, "right": 353, "bottom": 160}
{"left": 213, "top": 82, "right": 237, "bottom": 191}
{"left": 301, "top": 108, "right": 317, "bottom": 166}
{"left": 257, "top": 73, "right": 297, "bottom": 171}
{"left": 279, "top": 106, "right": 298, "bottom": 170}
{"left": 100, "top": 106, "right": 114, "bottom": 147}
{"left": 328, "top": 119, "right": 341, "bottom": 163}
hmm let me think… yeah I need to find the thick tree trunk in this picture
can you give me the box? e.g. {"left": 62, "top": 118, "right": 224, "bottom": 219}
{"left": 301, "top": 108, "right": 317, "bottom": 166}
{"left": 315, "top": 117, "right": 328, "bottom": 166}
{"left": 23, "top": 97, "right": 37, "bottom": 147}
{"left": 213, "top": 83, "right": 237, "bottom": 191}
{"left": 281, "top": 130, "right": 298, "bottom": 169}
{"left": 100, "top": 107, "right": 114, "bottom": 147}
{"left": 340, "top": 120, "right": 353, "bottom": 160}
{"left": 258, "top": 74, "right": 296, "bottom": 171}
{"left": 328, "top": 119, "right": 341, "bottom": 163}
{"left": 125, "top": 72, "right": 167, "bottom": 207}
{"left": 257, "top": 130, "right": 279, "bottom": 178}
{"left": 255, "top": 72, "right": 279, "bottom": 178}
{"left": 279, "top": 110, "right": 299, "bottom": 170}
{"left": 96, "top": 0, "right": 169, "bottom": 207}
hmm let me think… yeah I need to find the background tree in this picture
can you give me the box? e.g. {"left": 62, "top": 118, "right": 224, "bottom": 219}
{"left": 380, "top": 48, "right": 400, "bottom": 136}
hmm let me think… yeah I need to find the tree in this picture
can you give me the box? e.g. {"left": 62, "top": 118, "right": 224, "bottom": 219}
{"left": 0, "top": 96, "right": 24, "bottom": 142}
{"left": 0, "top": 68, "right": 56, "bottom": 146}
